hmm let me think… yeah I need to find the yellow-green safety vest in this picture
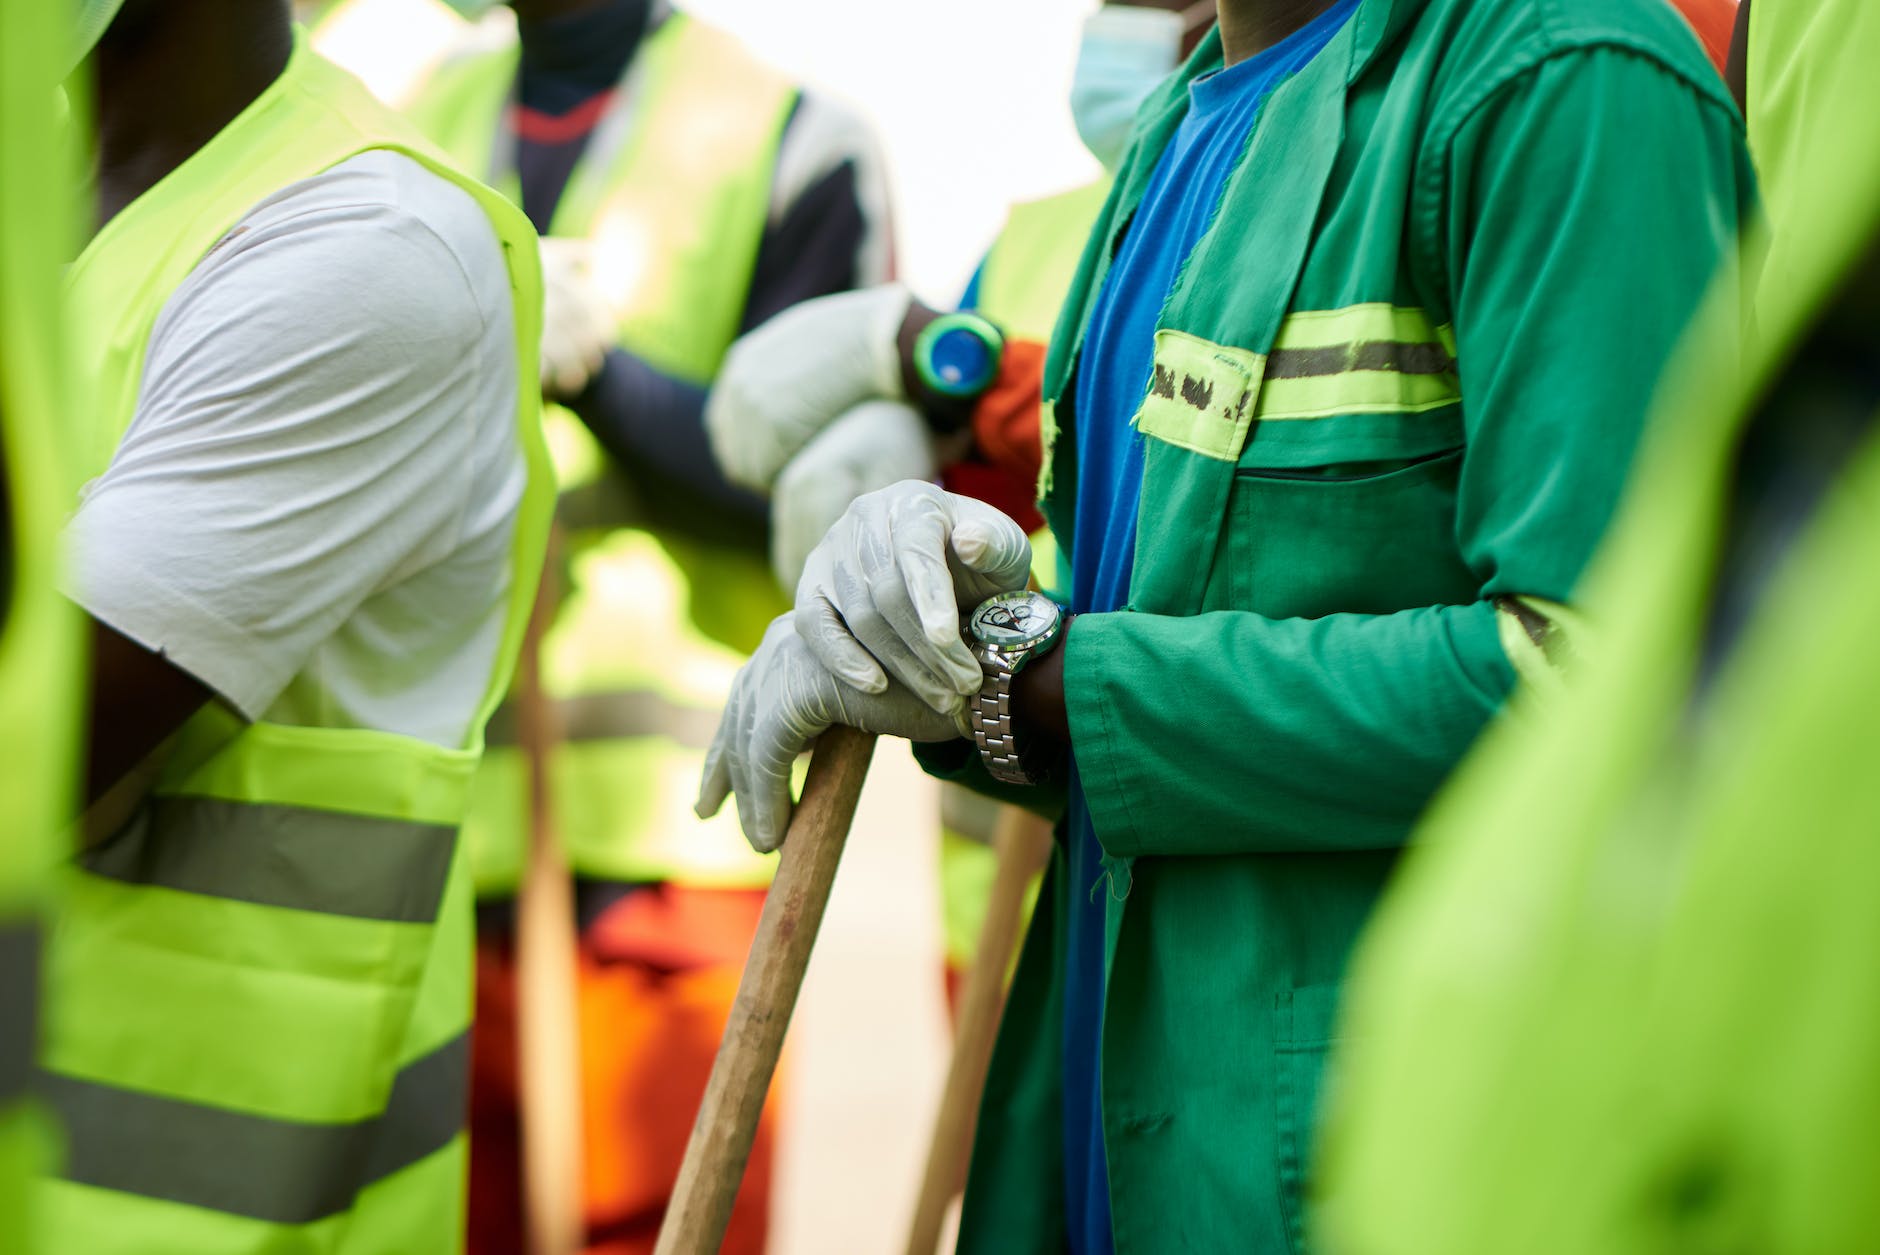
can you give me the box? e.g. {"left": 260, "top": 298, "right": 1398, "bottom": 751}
{"left": 979, "top": 179, "right": 1113, "bottom": 350}
{"left": 1, "top": 1, "right": 85, "bottom": 1248}
{"left": 935, "top": 180, "right": 1107, "bottom": 971}
{"left": 46, "top": 37, "right": 551, "bottom": 1254}
{"left": 407, "top": 13, "right": 796, "bottom": 895}
{"left": 1319, "top": 2, "right": 1880, "bottom": 1250}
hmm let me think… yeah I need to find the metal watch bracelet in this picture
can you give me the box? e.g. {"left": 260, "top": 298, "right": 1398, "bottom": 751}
{"left": 971, "top": 644, "right": 1034, "bottom": 785}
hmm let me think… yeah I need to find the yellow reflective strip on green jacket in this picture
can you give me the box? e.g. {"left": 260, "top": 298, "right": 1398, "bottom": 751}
{"left": 1132, "top": 330, "right": 1262, "bottom": 461}
{"left": 1037, "top": 396, "right": 1061, "bottom": 498}
{"left": 46, "top": 36, "right": 550, "bottom": 1254}
{"left": 1491, "top": 595, "right": 1588, "bottom": 706}
{"left": 1258, "top": 304, "right": 1460, "bottom": 421}
{"left": 1257, "top": 366, "right": 1460, "bottom": 421}
{"left": 1267, "top": 302, "right": 1454, "bottom": 352}
{"left": 1130, "top": 308, "right": 1461, "bottom": 459}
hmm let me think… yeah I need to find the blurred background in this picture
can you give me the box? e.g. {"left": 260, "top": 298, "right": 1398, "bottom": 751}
{"left": 320, "top": 0, "right": 1104, "bottom": 300}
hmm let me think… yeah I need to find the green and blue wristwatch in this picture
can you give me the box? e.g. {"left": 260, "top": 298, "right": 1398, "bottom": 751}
{"left": 965, "top": 590, "right": 1065, "bottom": 785}
{"left": 914, "top": 310, "right": 1005, "bottom": 401}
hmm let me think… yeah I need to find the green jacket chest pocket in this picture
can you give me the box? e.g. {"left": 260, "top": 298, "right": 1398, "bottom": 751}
{"left": 1126, "top": 323, "right": 1484, "bottom": 618}
{"left": 1127, "top": 316, "right": 1481, "bottom": 619}
{"left": 1205, "top": 432, "right": 1479, "bottom": 619}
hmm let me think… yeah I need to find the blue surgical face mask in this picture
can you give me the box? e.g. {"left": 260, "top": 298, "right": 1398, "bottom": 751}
{"left": 1069, "top": 5, "right": 1187, "bottom": 171}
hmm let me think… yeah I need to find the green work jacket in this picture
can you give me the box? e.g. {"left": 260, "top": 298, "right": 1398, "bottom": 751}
{"left": 919, "top": 0, "right": 1753, "bottom": 1249}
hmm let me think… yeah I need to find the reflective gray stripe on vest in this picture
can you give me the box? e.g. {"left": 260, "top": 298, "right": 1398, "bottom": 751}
{"left": 0, "top": 919, "right": 39, "bottom": 1105}
{"left": 484, "top": 689, "right": 720, "bottom": 751}
{"left": 81, "top": 797, "right": 457, "bottom": 923}
{"left": 42, "top": 1030, "right": 469, "bottom": 1225}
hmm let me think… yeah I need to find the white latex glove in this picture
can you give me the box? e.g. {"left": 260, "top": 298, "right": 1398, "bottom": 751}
{"left": 538, "top": 237, "right": 615, "bottom": 399}
{"left": 795, "top": 481, "right": 1032, "bottom": 722}
{"left": 705, "top": 283, "right": 911, "bottom": 493}
{"left": 696, "top": 616, "right": 962, "bottom": 853}
{"left": 770, "top": 399, "right": 938, "bottom": 589}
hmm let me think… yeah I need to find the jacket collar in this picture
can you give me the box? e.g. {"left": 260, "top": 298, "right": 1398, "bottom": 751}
{"left": 1053, "top": 0, "right": 1421, "bottom": 387}
{"left": 1353, "top": 0, "right": 1428, "bottom": 76}
{"left": 1036, "top": 0, "right": 1430, "bottom": 543}
{"left": 1178, "top": 0, "right": 1425, "bottom": 93}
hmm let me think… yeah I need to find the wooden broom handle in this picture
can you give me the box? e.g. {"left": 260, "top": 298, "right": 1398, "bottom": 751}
{"left": 514, "top": 528, "right": 584, "bottom": 1255}
{"left": 653, "top": 725, "right": 879, "bottom": 1255}
{"left": 905, "top": 807, "right": 1055, "bottom": 1255}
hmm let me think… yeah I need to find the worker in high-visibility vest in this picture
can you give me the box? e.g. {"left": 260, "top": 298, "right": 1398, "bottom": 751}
{"left": 42, "top": 2, "right": 551, "bottom": 1251}
{"left": 1318, "top": 2, "right": 1880, "bottom": 1251}
{"left": 401, "top": 2, "right": 891, "bottom": 1249}
{"left": 0, "top": 4, "right": 84, "bottom": 1251}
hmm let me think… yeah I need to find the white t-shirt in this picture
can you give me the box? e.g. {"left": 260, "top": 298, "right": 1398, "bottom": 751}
{"left": 67, "top": 150, "right": 525, "bottom": 749}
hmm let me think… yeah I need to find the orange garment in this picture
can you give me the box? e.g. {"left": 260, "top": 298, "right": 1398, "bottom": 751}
{"left": 468, "top": 885, "right": 777, "bottom": 1255}
{"left": 939, "top": 334, "right": 1050, "bottom": 532}
{"left": 1668, "top": 0, "right": 1739, "bottom": 76}
{"left": 960, "top": 335, "right": 1048, "bottom": 498}
{"left": 944, "top": 961, "right": 969, "bottom": 1024}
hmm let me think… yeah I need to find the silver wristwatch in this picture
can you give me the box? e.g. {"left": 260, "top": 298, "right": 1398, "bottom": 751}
{"left": 964, "top": 590, "right": 1065, "bottom": 785}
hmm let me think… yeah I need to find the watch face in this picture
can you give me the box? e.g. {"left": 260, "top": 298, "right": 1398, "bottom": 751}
{"left": 968, "top": 591, "right": 1060, "bottom": 650}
{"left": 928, "top": 325, "right": 996, "bottom": 395}
{"left": 918, "top": 314, "right": 1003, "bottom": 400}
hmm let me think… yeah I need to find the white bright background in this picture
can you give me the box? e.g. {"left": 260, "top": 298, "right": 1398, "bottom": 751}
{"left": 317, "top": 0, "right": 1097, "bottom": 1249}
{"left": 684, "top": 0, "right": 1101, "bottom": 301}
{"left": 320, "top": 0, "right": 1102, "bottom": 300}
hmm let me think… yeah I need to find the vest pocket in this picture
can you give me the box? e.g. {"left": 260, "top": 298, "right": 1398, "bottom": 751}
{"left": 1208, "top": 445, "right": 1474, "bottom": 617}
{"left": 1274, "top": 982, "right": 1346, "bottom": 1255}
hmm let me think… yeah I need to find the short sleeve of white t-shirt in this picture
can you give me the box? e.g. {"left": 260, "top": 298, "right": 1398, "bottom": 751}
{"left": 66, "top": 150, "right": 525, "bottom": 749}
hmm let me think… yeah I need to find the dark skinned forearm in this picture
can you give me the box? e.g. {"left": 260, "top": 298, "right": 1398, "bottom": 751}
{"left": 1012, "top": 618, "right": 1072, "bottom": 743}
{"left": 82, "top": 614, "right": 210, "bottom": 804}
